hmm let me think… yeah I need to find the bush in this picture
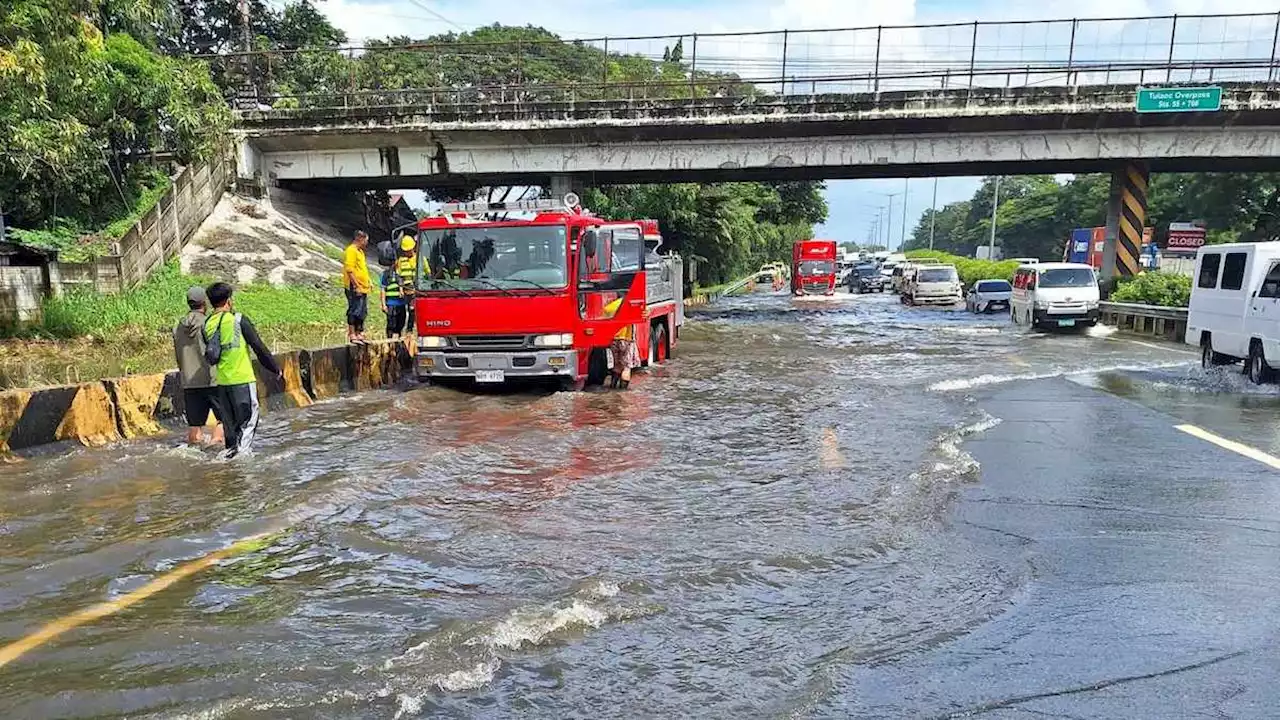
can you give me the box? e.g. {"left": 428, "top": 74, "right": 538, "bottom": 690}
{"left": 1109, "top": 271, "right": 1191, "bottom": 307}
{"left": 905, "top": 250, "right": 1021, "bottom": 287}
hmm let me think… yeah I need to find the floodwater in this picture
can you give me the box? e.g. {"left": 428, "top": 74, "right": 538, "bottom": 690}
{"left": 0, "top": 291, "right": 1234, "bottom": 718}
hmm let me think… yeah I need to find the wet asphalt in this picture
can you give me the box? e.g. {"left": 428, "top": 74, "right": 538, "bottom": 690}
{"left": 1, "top": 290, "right": 1278, "bottom": 718}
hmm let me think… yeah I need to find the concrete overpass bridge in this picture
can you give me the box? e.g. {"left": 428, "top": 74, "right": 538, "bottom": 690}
{"left": 227, "top": 11, "right": 1280, "bottom": 276}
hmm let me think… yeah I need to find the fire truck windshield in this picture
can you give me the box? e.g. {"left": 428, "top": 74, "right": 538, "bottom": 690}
{"left": 799, "top": 260, "right": 835, "bottom": 276}
{"left": 418, "top": 225, "right": 569, "bottom": 291}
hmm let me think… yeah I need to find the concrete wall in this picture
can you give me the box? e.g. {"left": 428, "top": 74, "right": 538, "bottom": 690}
{"left": 0, "top": 266, "right": 46, "bottom": 324}
{"left": 0, "top": 339, "right": 414, "bottom": 457}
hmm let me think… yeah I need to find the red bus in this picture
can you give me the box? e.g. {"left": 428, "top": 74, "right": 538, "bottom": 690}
{"left": 792, "top": 239, "right": 838, "bottom": 296}
{"left": 411, "top": 195, "right": 683, "bottom": 389}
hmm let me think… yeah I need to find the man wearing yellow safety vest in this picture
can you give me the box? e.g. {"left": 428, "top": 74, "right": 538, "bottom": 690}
{"left": 380, "top": 263, "right": 408, "bottom": 339}
{"left": 202, "top": 282, "right": 282, "bottom": 459}
{"left": 604, "top": 295, "right": 647, "bottom": 390}
{"left": 396, "top": 234, "right": 420, "bottom": 336}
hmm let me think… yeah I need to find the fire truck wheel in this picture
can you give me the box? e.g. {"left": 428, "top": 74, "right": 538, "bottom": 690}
{"left": 586, "top": 348, "right": 609, "bottom": 386}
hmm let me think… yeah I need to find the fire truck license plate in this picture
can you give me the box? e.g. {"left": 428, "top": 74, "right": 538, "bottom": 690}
{"left": 475, "top": 370, "right": 505, "bottom": 383}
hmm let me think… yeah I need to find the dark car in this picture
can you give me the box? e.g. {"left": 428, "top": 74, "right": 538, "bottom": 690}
{"left": 848, "top": 264, "right": 886, "bottom": 294}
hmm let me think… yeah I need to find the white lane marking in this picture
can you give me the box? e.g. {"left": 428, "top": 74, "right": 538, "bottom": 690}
{"left": 1175, "top": 424, "right": 1280, "bottom": 471}
{"left": 1118, "top": 337, "right": 1198, "bottom": 356}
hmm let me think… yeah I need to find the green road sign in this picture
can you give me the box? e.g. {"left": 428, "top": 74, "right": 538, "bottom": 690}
{"left": 1135, "top": 86, "right": 1222, "bottom": 113}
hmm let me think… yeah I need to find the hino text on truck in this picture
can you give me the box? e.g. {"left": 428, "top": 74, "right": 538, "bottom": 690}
{"left": 792, "top": 239, "right": 838, "bottom": 296}
{"left": 409, "top": 194, "right": 684, "bottom": 389}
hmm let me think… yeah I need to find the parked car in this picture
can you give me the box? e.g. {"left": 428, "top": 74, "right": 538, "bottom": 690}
{"left": 905, "top": 264, "right": 963, "bottom": 306}
{"left": 1186, "top": 242, "right": 1280, "bottom": 383}
{"left": 847, "top": 264, "right": 886, "bottom": 293}
{"left": 1010, "top": 262, "right": 1100, "bottom": 329}
{"left": 966, "top": 279, "right": 1013, "bottom": 313}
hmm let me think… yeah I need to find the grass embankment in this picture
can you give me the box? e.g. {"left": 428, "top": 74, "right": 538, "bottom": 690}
{"left": 904, "top": 250, "right": 1022, "bottom": 287}
{"left": 0, "top": 263, "right": 386, "bottom": 389}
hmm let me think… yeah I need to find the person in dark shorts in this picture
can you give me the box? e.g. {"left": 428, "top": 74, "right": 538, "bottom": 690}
{"left": 172, "top": 286, "right": 223, "bottom": 446}
{"left": 380, "top": 265, "right": 407, "bottom": 338}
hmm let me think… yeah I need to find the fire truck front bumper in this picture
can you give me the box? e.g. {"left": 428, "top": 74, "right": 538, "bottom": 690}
{"left": 417, "top": 350, "right": 581, "bottom": 381}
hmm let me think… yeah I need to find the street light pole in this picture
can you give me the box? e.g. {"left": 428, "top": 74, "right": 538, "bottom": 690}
{"left": 928, "top": 177, "right": 939, "bottom": 250}
{"left": 988, "top": 175, "right": 1002, "bottom": 260}
{"left": 900, "top": 178, "right": 910, "bottom": 250}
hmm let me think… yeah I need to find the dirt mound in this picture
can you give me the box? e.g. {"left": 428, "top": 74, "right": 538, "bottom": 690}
{"left": 182, "top": 193, "right": 371, "bottom": 286}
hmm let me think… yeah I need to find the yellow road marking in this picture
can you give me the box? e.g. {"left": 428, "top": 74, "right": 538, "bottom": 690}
{"left": 0, "top": 533, "right": 272, "bottom": 669}
{"left": 1175, "top": 425, "right": 1280, "bottom": 471}
{"left": 1010, "top": 356, "right": 1031, "bottom": 368}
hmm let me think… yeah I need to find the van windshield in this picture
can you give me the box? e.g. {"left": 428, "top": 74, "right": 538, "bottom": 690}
{"left": 1038, "top": 268, "right": 1096, "bottom": 288}
{"left": 917, "top": 267, "right": 958, "bottom": 283}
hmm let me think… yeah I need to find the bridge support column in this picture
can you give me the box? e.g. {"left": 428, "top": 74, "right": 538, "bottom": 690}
{"left": 547, "top": 175, "right": 580, "bottom": 201}
{"left": 235, "top": 137, "right": 267, "bottom": 198}
{"left": 1101, "top": 161, "right": 1148, "bottom": 284}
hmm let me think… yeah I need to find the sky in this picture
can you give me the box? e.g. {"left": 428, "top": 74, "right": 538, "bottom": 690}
{"left": 315, "top": 0, "right": 1276, "bottom": 248}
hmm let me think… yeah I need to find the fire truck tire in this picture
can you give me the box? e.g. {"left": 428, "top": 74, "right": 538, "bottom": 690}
{"left": 586, "top": 348, "right": 609, "bottom": 386}
{"left": 655, "top": 324, "right": 670, "bottom": 363}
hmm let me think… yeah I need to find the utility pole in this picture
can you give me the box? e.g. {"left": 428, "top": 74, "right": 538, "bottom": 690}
{"left": 900, "top": 178, "right": 910, "bottom": 250}
{"left": 928, "top": 177, "right": 939, "bottom": 250}
{"left": 879, "top": 192, "right": 901, "bottom": 250}
{"left": 988, "top": 175, "right": 1002, "bottom": 260}
{"left": 239, "top": 0, "right": 251, "bottom": 53}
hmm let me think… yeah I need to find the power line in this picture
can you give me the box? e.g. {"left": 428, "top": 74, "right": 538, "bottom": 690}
{"left": 400, "top": 0, "right": 465, "bottom": 33}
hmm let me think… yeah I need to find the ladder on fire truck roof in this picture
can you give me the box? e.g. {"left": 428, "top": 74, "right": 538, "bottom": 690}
{"left": 438, "top": 193, "right": 581, "bottom": 217}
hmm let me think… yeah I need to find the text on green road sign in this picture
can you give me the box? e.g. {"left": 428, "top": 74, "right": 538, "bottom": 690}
{"left": 1135, "top": 86, "right": 1222, "bottom": 113}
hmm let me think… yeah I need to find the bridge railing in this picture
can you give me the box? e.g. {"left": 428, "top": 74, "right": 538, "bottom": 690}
{"left": 207, "top": 11, "right": 1280, "bottom": 117}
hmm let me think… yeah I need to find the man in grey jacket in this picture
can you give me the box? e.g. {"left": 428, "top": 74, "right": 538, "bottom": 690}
{"left": 173, "top": 286, "right": 224, "bottom": 446}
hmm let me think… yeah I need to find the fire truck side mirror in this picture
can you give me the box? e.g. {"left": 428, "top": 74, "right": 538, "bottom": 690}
{"left": 582, "top": 230, "right": 598, "bottom": 258}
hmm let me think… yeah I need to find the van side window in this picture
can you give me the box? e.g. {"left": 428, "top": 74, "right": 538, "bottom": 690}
{"left": 1221, "top": 252, "right": 1248, "bottom": 291}
{"left": 1260, "top": 263, "right": 1280, "bottom": 298}
{"left": 1198, "top": 253, "right": 1222, "bottom": 289}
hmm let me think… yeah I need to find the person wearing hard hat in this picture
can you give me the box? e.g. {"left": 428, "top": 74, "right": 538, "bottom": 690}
{"left": 603, "top": 295, "right": 648, "bottom": 390}
{"left": 396, "top": 234, "right": 420, "bottom": 337}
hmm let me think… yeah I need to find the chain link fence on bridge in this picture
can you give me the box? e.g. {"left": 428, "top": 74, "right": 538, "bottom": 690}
{"left": 203, "top": 12, "right": 1280, "bottom": 116}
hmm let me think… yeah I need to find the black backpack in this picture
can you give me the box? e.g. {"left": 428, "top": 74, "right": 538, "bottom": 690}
{"left": 376, "top": 240, "right": 396, "bottom": 266}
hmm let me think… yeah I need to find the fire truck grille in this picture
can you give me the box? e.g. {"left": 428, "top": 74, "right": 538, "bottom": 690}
{"left": 452, "top": 335, "right": 529, "bottom": 350}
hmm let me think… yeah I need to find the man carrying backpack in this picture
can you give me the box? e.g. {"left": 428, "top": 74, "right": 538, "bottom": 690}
{"left": 203, "top": 282, "right": 282, "bottom": 459}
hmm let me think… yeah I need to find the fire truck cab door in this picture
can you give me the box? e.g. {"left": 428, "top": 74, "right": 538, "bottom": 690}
{"left": 577, "top": 224, "right": 646, "bottom": 347}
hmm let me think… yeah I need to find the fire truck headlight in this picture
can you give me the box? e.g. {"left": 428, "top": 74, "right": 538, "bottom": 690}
{"left": 532, "top": 333, "right": 574, "bottom": 348}
{"left": 419, "top": 336, "right": 448, "bottom": 349}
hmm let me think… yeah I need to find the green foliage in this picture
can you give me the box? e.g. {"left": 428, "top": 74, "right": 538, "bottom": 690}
{"left": 1, "top": 0, "right": 230, "bottom": 246}
{"left": 35, "top": 261, "right": 381, "bottom": 339}
{"left": 905, "top": 250, "right": 1021, "bottom": 288}
{"left": 584, "top": 182, "right": 827, "bottom": 284}
{"left": 1109, "top": 271, "right": 1191, "bottom": 307}
{"left": 907, "top": 172, "right": 1280, "bottom": 261}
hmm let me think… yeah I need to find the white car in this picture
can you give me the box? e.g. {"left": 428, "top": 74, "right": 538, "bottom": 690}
{"left": 966, "top": 279, "right": 1013, "bottom": 313}
{"left": 1010, "top": 262, "right": 1100, "bottom": 329}
{"left": 1187, "top": 242, "right": 1280, "bottom": 383}
{"left": 906, "top": 265, "right": 963, "bottom": 306}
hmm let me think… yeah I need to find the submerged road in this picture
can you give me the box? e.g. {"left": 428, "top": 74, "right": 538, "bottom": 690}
{"left": 1, "top": 291, "right": 1277, "bottom": 718}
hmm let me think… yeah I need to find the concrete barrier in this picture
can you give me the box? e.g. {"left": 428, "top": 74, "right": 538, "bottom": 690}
{"left": 2, "top": 340, "right": 416, "bottom": 456}
{"left": 1, "top": 382, "right": 120, "bottom": 453}
{"left": 1098, "top": 301, "right": 1188, "bottom": 343}
{"left": 302, "top": 345, "right": 352, "bottom": 400}
{"left": 105, "top": 373, "right": 174, "bottom": 439}
{"left": 254, "top": 350, "right": 313, "bottom": 412}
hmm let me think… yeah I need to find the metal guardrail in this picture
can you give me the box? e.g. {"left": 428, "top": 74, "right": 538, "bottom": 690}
{"left": 1099, "top": 301, "right": 1188, "bottom": 342}
{"left": 212, "top": 12, "right": 1280, "bottom": 119}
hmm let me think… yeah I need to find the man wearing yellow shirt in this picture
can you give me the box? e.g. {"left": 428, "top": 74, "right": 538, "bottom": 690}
{"left": 604, "top": 295, "right": 645, "bottom": 390}
{"left": 342, "top": 230, "right": 371, "bottom": 343}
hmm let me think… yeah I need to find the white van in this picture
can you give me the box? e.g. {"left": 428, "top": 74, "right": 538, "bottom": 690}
{"left": 1009, "top": 262, "right": 1100, "bottom": 329}
{"left": 1186, "top": 242, "right": 1280, "bottom": 383}
{"left": 906, "top": 264, "right": 962, "bottom": 305}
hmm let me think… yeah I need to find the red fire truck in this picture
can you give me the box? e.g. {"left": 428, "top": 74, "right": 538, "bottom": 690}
{"left": 410, "top": 194, "right": 684, "bottom": 389}
{"left": 791, "top": 239, "right": 838, "bottom": 296}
